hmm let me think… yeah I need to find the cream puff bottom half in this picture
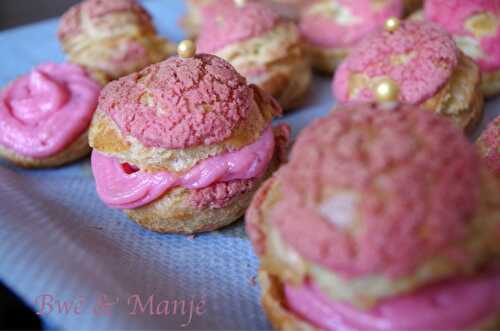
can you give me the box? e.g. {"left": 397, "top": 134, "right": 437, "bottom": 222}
{"left": 0, "top": 131, "right": 90, "bottom": 168}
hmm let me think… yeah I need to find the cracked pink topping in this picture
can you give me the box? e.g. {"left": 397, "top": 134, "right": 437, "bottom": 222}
{"left": 99, "top": 54, "right": 253, "bottom": 149}
{"left": 84, "top": 0, "right": 150, "bottom": 18}
{"left": 0, "top": 63, "right": 100, "bottom": 158}
{"left": 285, "top": 269, "right": 500, "bottom": 331}
{"left": 333, "top": 21, "right": 459, "bottom": 105}
{"left": 477, "top": 116, "right": 500, "bottom": 175}
{"left": 58, "top": 0, "right": 154, "bottom": 39}
{"left": 267, "top": 105, "right": 481, "bottom": 278}
{"left": 425, "top": 0, "right": 500, "bottom": 72}
{"left": 300, "top": 0, "right": 403, "bottom": 48}
{"left": 197, "top": 1, "right": 280, "bottom": 53}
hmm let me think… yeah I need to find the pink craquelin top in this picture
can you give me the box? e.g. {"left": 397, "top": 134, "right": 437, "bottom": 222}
{"left": 92, "top": 126, "right": 276, "bottom": 209}
{"left": 425, "top": 0, "right": 500, "bottom": 72}
{"left": 98, "top": 54, "right": 254, "bottom": 150}
{"left": 197, "top": 0, "right": 280, "bottom": 54}
{"left": 299, "top": 0, "right": 403, "bottom": 48}
{"left": 333, "top": 21, "right": 459, "bottom": 104}
{"left": 0, "top": 63, "right": 100, "bottom": 158}
{"left": 254, "top": 105, "right": 480, "bottom": 279}
{"left": 285, "top": 269, "right": 500, "bottom": 331}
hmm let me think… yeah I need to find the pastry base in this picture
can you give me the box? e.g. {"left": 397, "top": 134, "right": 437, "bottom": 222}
{"left": 0, "top": 131, "right": 90, "bottom": 168}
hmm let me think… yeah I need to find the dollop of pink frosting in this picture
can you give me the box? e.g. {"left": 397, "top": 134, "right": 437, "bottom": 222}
{"left": 92, "top": 126, "right": 275, "bottom": 209}
{"left": 197, "top": 1, "right": 280, "bottom": 53}
{"left": 285, "top": 270, "right": 500, "bottom": 331}
{"left": 477, "top": 115, "right": 500, "bottom": 175}
{"left": 333, "top": 21, "right": 459, "bottom": 104}
{"left": 425, "top": 0, "right": 500, "bottom": 72}
{"left": 99, "top": 54, "right": 253, "bottom": 149}
{"left": 267, "top": 106, "right": 480, "bottom": 278}
{"left": 300, "top": 0, "right": 403, "bottom": 48}
{"left": 58, "top": 0, "right": 154, "bottom": 39}
{"left": 0, "top": 63, "right": 100, "bottom": 158}
{"left": 189, "top": 123, "right": 290, "bottom": 209}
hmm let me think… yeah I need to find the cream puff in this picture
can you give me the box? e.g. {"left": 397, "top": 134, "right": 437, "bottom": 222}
{"left": 89, "top": 43, "right": 289, "bottom": 234}
{"left": 0, "top": 63, "right": 100, "bottom": 168}
{"left": 58, "top": 0, "right": 174, "bottom": 85}
{"left": 299, "top": 0, "right": 403, "bottom": 74}
{"left": 423, "top": 0, "right": 500, "bottom": 97}
{"left": 333, "top": 20, "right": 484, "bottom": 132}
{"left": 246, "top": 103, "right": 500, "bottom": 330}
{"left": 477, "top": 115, "right": 499, "bottom": 176}
{"left": 196, "top": 0, "right": 311, "bottom": 111}
{"left": 180, "top": 0, "right": 307, "bottom": 38}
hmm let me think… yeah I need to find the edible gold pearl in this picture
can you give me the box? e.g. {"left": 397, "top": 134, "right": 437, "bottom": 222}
{"left": 177, "top": 40, "right": 196, "bottom": 58}
{"left": 234, "top": 0, "right": 246, "bottom": 7}
{"left": 375, "top": 79, "right": 400, "bottom": 103}
{"left": 384, "top": 17, "right": 401, "bottom": 32}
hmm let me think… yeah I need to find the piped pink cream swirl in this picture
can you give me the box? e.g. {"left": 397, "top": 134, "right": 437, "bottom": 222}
{"left": 92, "top": 126, "right": 275, "bottom": 209}
{"left": 0, "top": 63, "right": 100, "bottom": 158}
{"left": 285, "top": 270, "right": 500, "bottom": 331}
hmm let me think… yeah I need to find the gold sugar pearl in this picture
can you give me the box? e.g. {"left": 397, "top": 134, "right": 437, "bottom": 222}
{"left": 234, "top": 0, "right": 246, "bottom": 7}
{"left": 375, "top": 78, "right": 400, "bottom": 104}
{"left": 384, "top": 17, "right": 401, "bottom": 32}
{"left": 177, "top": 40, "right": 196, "bottom": 58}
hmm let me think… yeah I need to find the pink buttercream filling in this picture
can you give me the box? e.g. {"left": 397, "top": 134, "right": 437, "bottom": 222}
{"left": 300, "top": 0, "right": 403, "bottom": 48}
{"left": 0, "top": 63, "right": 100, "bottom": 158}
{"left": 425, "top": 0, "right": 500, "bottom": 72}
{"left": 197, "top": 1, "right": 280, "bottom": 54}
{"left": 285, "top": 270, "right": 500, "bottom": 331}
{"left": 92, "top": 126, "right": 275, "bottom": 209}
{"left": 333, "top": 21, "right": 459, "bottom": 104}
